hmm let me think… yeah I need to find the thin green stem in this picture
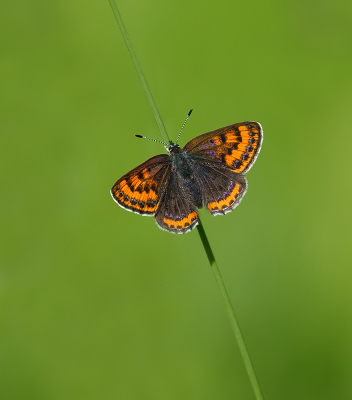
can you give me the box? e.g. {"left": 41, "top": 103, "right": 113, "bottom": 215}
{"left": 197, "top": 219, "right": 264, "bottom": 400}
{"left": 108, "top": 2, "right": 264, "bottom": 399}
{"left": 108, "top": 0, "right": 170, "bottom": 144}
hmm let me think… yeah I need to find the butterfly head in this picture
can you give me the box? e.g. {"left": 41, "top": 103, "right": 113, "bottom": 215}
{"left": 166, "top": 141, "right": 182, "bottom": 155}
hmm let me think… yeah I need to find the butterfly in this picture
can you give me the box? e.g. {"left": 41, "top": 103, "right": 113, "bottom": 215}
{"left": 111, "top": 111, "right": 263, "bottom": 234}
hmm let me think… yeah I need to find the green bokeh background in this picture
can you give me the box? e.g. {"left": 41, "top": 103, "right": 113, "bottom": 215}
{"left": 1, "top": 1, "right": 352, "bottom": 399}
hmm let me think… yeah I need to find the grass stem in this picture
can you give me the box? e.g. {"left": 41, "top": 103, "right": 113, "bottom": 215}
{"left": 197, "top": 219, "right": 264, "bottom": 399}
{"left": 108, "top": 2, "right": 264, "bottom": 398}
{"left": 108, "top": 0, "right": 170, "bottom": 144}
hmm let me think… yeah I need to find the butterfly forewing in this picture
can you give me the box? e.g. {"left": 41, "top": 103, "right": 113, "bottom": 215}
{"left": 111, "top": 154, "right": 170, "bottom": 216}
{"left": 183, "top": 122, "right": 263, "bottom": 174}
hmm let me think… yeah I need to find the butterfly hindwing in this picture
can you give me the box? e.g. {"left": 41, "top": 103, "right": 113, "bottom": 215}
{"left": 183, "top": 122, "right": 263, "bottom": 174}
{"left": 155, "top": 171, "right": 199, "bottom": 234}
{"left": 188, "top": 159, "right": 248, "bottom": 216}
{"left": 111, "top": 154, "right": 170, "bottom": 216}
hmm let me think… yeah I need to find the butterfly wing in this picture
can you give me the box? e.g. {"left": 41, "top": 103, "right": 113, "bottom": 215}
{"left": 155, "top": 171, "right": 199, "bottom": 234}
{"left": 111, "top": 154, "right": 170, "bottom": 216}
{"left": 186, "top": 158, "right": 248, "bottom": 216}
{"left": 183, "top": 122, "right": 263, "bottom": 174}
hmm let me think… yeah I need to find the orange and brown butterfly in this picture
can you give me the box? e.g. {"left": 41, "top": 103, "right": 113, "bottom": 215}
{"left": 111, "top": 110, "right": 263, "bottom": 234}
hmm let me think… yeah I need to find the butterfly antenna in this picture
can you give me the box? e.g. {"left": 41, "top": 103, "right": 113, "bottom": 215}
{"left": 135, "top": 135, "right": 168, "bottom": 147}
{"left": 175, "top": 108, "right": 193, "bottom": 145}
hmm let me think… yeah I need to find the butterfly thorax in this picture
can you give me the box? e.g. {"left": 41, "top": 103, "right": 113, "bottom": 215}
{"left": 169, "top": 148, "right": 203, "bottom": 208}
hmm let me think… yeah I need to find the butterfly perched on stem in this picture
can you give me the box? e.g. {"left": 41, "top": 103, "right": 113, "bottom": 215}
{"left": 111, "top": 110, "right": 263, "bottom": 234}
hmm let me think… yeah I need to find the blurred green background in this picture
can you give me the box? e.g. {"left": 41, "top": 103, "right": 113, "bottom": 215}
{"left": 1, "top": 1, "right": 352, "bottom": 399}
